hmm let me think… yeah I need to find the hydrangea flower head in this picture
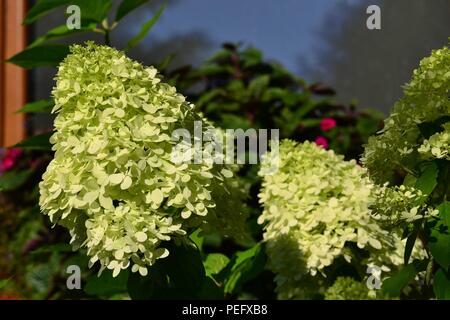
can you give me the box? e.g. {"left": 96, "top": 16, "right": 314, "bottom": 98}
{"left": 39, "top": 43, "right": 247, "bottom": 276}
{"left": 363, "top": 44, "right": 450, "bottom": 183}
{"left": 258, "top": 140, "right": 421, "bottom": 299}
{"left": 324, "top": 277, "right": 391, "bottom": 300}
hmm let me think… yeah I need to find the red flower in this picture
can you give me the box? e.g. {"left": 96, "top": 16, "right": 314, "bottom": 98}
{"left": 320, "top": 118, "right": 337, "bottom": 131}
{"left": 315, "top": 136, "right": 329, "bottom": 149}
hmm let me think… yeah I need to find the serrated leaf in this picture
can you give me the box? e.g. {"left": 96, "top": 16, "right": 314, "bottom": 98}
{"left": 382, "top": 260, "right": 428, "bottom": 297}
{"left": 8, "top": 45, "right": 70, "bottom": 69}
{"left": 14, "top": 132, "right": 53, "bottom": 150}
{"left": 126, "top": 1, "right": 166, "bottom": 51}
{"left": 116, "top": 0, "right": 149, "bottom": 22}
{"left": 433, "top": 268, "right": 450, "bottom": 300}
{"left": 17, "top": 99, "right": 54, "bottom": 113}
{"left": 429, "top": 202, "right": 450, "bottom": 270}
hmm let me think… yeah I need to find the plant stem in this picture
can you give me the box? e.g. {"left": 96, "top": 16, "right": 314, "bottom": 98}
{"left": 105, "top": 30, "right": 111, "bottom": 46}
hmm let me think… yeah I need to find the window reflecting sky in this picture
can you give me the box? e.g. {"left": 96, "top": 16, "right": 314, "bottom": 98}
{"left": 29, "top": 0, "right": 450, "bottom": 132}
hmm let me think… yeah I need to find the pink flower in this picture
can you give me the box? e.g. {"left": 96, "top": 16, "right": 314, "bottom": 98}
{"left": 315, "top": 136, "right": 329, "bottom": 149}
{"left": 1, "top": 157, "right": 15, "bottom": 171}
{"left": 320, "top": 118, "right": 337, "bottom": 131}
{"left": 0, "top": 148, "right": 22, "bottom": 172}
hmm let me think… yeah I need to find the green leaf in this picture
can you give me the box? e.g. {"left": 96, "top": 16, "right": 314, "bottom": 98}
{"left": 161, "top": 241, "right": 205, "bottom": 296}
{"left": 429, "top": 202, "right": 450, "bottom": 270}
{"left": 85, "top": 269, "right": 129, "bottom": 297}
{"left": 382, "top": 260, "right": 428, "bottom": 297}
{"left": 77, "top": 0, "right": 112, "bottom": 23}
{"left": 28, "top": 23, "right": 96, "bottom": 48}
{"left": 8, "top": 45, "right": 70, "bottom": 69}
{"left": 241, "top": 48, "right": 262, "bottom": 68}
{"left": 116, "top": 0, "right": 149, "bottom": 22}
{"left": 189, "top": 229, "right": 204, "bottom": 251}
{"left": 204, "top": 253, "right": 230, "bottom": 277}
{"left": 126, "top": 1, "right": 166, "bottom": 51}
{"left": 404, "top": 227, "right": 418, "bottom": 265}
{"left": 193, "top": 64, "right": 234, "bottom": 77}
{"left": 14, "top": 132, "right": 53, "bottom": 151}
{"left": 415, "top": 162, "right": 438, "bottom": 196}
{"left": 0, "top": 279, "right": 11, "bottom": 290}
{"left": 196, "top": 277, "right": 223, "bottom": 300}
{"left": 403, "top": 173, "right": 417, "bottom": 188}
{"left": 25, "top": 253, "right": 61, "bottom": 297}
{"left": 433, "top": 268, "right": 450, "bottom": 300}
{"left": 248, "top": 75, "right": 270, "bottom": 98}
{"left": 127, "top": 264, "right": 170, "bottom": 300}
{"left": 0, "top": 170, "right": 33, "bottom": 191}
{"left": 24, "top": 0, "right": 112, "bottom": 25}
{"left": 218, "top": 243, "right": 266, "bottom": 294}
{"left": 207, "top": 49, "right": 232, "bottom": 63}
{"left": 30, "top": 243, "right": 72, "bottom": 255}
{"left": 127, "top": 241, "right": 207, "bottom": 299}
{"left": 196, "top": 89, "right": 225, "bottom": 108}
{"left": 299, "top": 118, "right": 322, "bottom": 128}
{"left": 220, "top": 114, "right": 252, "bottom": 130}
{"left": 17, "top": 99, "right": 54, "bottom": 113}
{"left": 296, "top": 100, "right": 322, "bottom": 119}
{"left": 24, "top": 0, "right": 72, "bottom": 25}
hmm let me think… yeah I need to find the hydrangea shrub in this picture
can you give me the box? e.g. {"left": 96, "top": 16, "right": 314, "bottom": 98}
{"left": 39, "top": 43, "right": 247, "bottom": 277}
{"left": 258, "top": 140, "right": 424, "bottom": 299}
{"left": 362, "top": 44, "right": 450, "bottom": 299}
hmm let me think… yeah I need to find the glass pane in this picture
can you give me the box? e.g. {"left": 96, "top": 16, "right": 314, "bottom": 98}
{"left": 28, "top": 0, "right": 450, "bottom": 134}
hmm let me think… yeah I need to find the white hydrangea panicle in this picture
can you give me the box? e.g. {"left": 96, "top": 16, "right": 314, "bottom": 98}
{"left": 39, "top": 42, "right": 247, "bottom": 276}
{"left": 362, "top": 44, "right": 450, "bottom": 183}
{"left": 258, "top": 140, "right": 423, "bottom": 299}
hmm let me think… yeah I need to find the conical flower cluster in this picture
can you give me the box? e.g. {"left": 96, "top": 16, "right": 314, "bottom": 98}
{"left": 39, "top": 43, "right": 247, "bottom": 277}
{"left": 258, "top": 140, "right": 423, "bottom": 299}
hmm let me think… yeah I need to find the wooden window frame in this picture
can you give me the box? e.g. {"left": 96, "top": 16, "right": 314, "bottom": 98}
{"left": 0, "top": 0, "right": 27, "bottom": 147}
